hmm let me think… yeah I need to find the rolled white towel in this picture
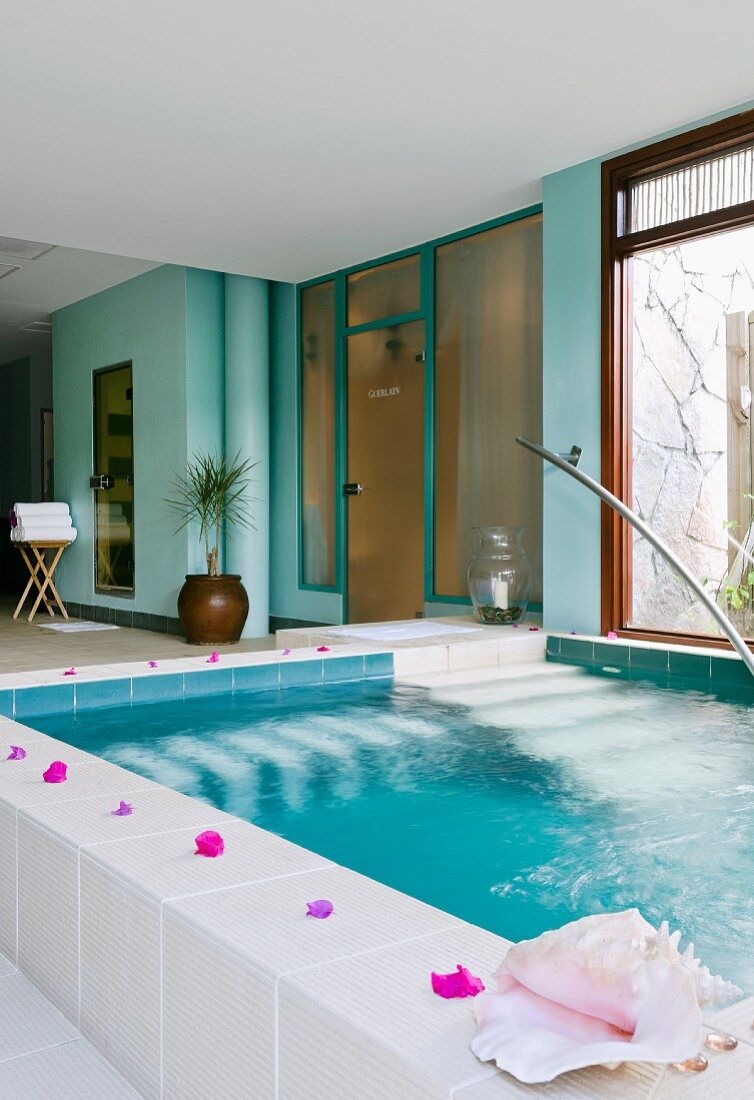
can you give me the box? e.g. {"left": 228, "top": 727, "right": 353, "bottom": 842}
{"left": 13, "top": 502, "right": 70, "bottom": 517}
{"left": 14, "top": 514, "right": 73, "bottom": 531}
{"left": 11, "top": 525, "right": 77, "bottom": 544}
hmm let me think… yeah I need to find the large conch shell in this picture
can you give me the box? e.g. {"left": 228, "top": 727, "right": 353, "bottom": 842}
{"left": 471, "top": 909, "right": 741, "bottom": 1083}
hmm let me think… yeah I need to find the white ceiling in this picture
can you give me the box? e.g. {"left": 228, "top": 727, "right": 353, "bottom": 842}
{"left": 1, "top": 1, "right": 753, "bottom": 284}
{"left": 0, "top": 239, "right": 159, "bottom": 366}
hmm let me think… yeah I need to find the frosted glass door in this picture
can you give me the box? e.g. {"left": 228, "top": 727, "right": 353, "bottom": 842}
{"left": 346, "top": 320, "right": 425, "bottom": 622}
{"left": 93, "top": 363, "right": 134, "bottom": 593}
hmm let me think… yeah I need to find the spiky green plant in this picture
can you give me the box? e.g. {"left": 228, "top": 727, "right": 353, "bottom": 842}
{"left": 165, "top": 451, "right": 258, "bottom": 576}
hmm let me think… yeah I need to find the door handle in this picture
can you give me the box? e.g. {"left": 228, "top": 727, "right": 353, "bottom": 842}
{"left": 343, "top": 482, "right": 364, "bottom": 496}
{"left": 89, "top": 474, "right": 115, "bottom": 490}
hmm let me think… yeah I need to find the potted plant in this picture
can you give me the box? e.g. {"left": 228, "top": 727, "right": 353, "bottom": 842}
{"left": 166, "top": 451, "right": 257, "bottom": 644}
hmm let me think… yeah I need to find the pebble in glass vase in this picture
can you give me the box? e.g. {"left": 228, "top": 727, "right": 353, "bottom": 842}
{"left": 467, "top": 526, "right": 532, "bottom": 625}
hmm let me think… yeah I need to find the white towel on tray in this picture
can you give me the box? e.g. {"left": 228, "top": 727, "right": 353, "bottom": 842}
{"left": 13, "top": 502, "right": 70, "bottom": 517}
{"left": 11, "top": 526, "right": 77, "bottom": 544}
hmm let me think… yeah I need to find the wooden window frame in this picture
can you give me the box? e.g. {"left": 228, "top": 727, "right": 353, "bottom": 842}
{"left": 602, "top": 106, "right": 754, "bottom": 650}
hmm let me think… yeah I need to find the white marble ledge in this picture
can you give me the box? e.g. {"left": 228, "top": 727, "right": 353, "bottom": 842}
{"left": 278, "top": 615, "right": 543, "bottom": 651}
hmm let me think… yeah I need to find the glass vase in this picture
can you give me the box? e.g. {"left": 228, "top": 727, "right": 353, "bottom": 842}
{"left": 467, "top": 526, "right": 532, "bottom": 625}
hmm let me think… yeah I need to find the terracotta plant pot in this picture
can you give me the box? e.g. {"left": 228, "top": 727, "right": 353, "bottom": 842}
{"left": 177, "top": 574, "right": 249, "bottom": 645}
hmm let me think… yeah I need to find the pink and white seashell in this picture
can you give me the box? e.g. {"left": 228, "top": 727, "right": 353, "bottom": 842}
{"left": 471, "top": 909, "right": 741, "bottom": 1084}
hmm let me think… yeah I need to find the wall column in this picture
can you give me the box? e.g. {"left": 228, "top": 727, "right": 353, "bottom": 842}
{"left": 223, "top": 275, "right": 269, "bottom": 637}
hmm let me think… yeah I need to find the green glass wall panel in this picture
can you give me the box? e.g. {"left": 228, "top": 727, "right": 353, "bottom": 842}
{"left": 347, "top": 254, "right": 420, "bottom": 328}
{"left": 433, "top": 214, "right": 543, "bottom": 598}
{"left": 300, "top": 280, "right": 336, "bottom": 587}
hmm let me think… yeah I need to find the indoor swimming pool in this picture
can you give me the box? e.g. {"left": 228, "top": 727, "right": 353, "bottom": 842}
{"left": 34, "top": 660, "right": 754, "bottom": 992}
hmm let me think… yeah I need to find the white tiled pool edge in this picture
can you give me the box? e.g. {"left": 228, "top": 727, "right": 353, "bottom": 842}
{"left": 0, "top": 636, "right": 753, "bottom": 1099}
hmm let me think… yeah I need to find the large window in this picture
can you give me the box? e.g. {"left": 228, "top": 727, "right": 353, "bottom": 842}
{"left": 603, "top": 108, "right": 754, "bottom": 644}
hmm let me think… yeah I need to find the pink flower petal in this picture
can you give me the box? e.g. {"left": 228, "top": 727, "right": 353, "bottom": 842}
{"left": 511, "top": 623, "right": 519, "bottom": 629}
{"left": 43, "top": 761, "right": 67, "bottom": 784}
{"left": 206, "top": 652, "right": 220, "bottom": 664}
{"left": 317, "top": 645, "right": 330, "bottom": 653}
{"left": 7, "top": 746, "right": 26, "bottom": 761}
{"left": 282, "top": 648, "right": 291, "bottom": 656}
{"left": 148, "top": 660, "right": 158, "bottom": 668}
{"left": 606, "top": 630, "right": 618, "bottom": 640}
{"left": 63, "top": 667, "right": 77, "bottom": 676}
{"left": 528, "top": 626, "right": 539, "bottom": 632}
{"left": 194, "top": 830, "right": 224, "bottom": 857}
{"left": 431, "top": 964, "right": 485, "bottom": 999}
{"left": 306, "top": 899, "right": 333, "bottom": 919}
{"left": 111, "top": 800, "right": 133, "bottom": 816}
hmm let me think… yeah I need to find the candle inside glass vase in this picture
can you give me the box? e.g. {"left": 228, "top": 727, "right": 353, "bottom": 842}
{"left": 493, "top": 576, "right": 509, "bottom": 610}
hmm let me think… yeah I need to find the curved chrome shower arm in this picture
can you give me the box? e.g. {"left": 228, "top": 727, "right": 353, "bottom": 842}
{"left": 516, "top": 435, "right": 754, "bottom": 680}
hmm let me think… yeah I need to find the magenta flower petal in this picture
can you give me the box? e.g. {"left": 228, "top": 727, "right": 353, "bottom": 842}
{"left": 282, "top": 648, "right": 291, "bottom": 656}
{"left": 606, "top": 630, "right": 618, "bottom": 640}
{"left": 511, "top": 623, "right": 519, "bottom": 629}
{"left": 431, "top": 964, "right": 485, "bottom": 999}
{"left": 306, "top": 899, "right": 333, "bottom": 919}
{"left": 148, "top": 660, "right": 158, "bottom": 668}
{"left": 317, "top": 645, "right": 330, "bottom": 653}
{"left": 63, "top": 667, "right": 77, "bottom": 676}
{"left": 194, "top": 830, "right": 224, "bottom": 857}
{"left": 206, "top": 651, "right": 220, "bottom": 664}
{"left": 7, "top": 746, "right": 26, "bottom": 761}
{"left": 43, "top": 761, "right": 67, "bottom": 784}
{"left": 528, "top": 626, "right": 539, "bottom": 632}
{"left": 111, "top": 800, "right": 133, "bottom": 816}
{"left": 570, "top": 629, "right": 578, "bottom": 635}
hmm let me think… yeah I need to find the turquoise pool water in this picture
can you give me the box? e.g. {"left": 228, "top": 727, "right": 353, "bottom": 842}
{"left": 34, "top": 662, "right": 754, "bottom": 991}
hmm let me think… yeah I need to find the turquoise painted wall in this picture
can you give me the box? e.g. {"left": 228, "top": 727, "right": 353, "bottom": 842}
{"left": 53, "top": 265, "right": 192, "bottom": 616}
{"left": 52, "top": 264, "right": 274, "bottom": 627}
{"left": 185, "top": 267, "right": 225, "bottom": 575}
{"left": 541, "top": 159, "right": 602, "bottom": 633}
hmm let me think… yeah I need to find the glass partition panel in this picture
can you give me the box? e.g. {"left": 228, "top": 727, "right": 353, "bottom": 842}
{"left": 347, "top": 254, "right": 420, "bottom": 328}
{"left": 300, "top": 281, "right": 336, "bottom": 587}
{"left": 94, "top": 363, "right": 134, "bottom": 593}
{"left": 434, "top": 214, "right": 543, "bottom": 599}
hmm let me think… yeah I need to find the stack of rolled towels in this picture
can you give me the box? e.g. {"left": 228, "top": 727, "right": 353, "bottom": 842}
{"left": 9, "top": 502, "right": 77, "bottom": 544}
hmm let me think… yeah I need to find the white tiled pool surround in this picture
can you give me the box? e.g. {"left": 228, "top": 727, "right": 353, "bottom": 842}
{"left": 1, "top": 634, "right": 753, "bottom": 1099}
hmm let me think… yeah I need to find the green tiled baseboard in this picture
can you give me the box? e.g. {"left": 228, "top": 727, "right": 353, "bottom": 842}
{"left": 4, "top": 652, "right": 394, "bottom": 721}
{"left": 547, "top": 634, "right": 748, "bottom": 689}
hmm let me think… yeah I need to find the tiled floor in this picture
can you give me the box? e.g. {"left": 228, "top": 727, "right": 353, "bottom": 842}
{"left": 0, "top": 952, "right": 140, "bottom": 1098}
{"left": 0, "top": 594, "right": 275, "bottom": 674}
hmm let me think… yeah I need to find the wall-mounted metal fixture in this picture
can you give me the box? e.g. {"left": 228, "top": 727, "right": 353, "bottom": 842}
{"left": 89, "top": 474, "right": 115, "bottom": 490}
{"left": 554, "top": 445, "right": 582, "bottom": 467}
{"left": 516, "top": 435, "right": 754, "bottom": 682}
{"left": 343, "top": 482, "right": 364, "bottom": 496}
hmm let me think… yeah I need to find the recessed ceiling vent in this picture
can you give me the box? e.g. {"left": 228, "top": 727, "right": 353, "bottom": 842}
{"left": 0, "top": 237, "right": 54, "bottom": 262}
{"left": 22, "top": 320, "right": 52, "bottom": 333}
{"left": 0, "top": 264, "right": 20, "bottom": 280}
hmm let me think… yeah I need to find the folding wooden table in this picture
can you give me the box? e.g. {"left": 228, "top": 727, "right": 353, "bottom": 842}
{"left": 13, "top": 540, "right": 72, "bottom": 623}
